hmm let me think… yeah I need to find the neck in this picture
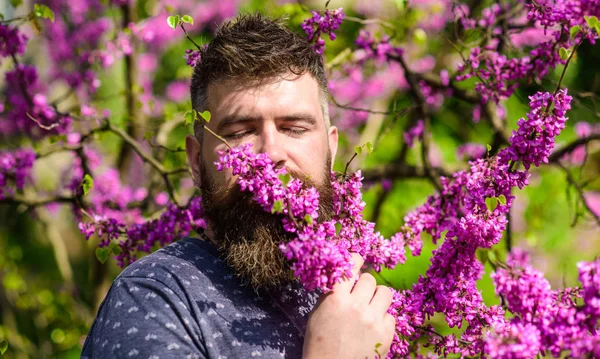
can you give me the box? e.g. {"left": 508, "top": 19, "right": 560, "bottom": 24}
{"left": 199, "top": 226, "right": 219, "bottom": 248}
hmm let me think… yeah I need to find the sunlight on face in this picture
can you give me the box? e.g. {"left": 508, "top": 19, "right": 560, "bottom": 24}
{"left": 200, "top": 73, "right": 338, "bottom": 189}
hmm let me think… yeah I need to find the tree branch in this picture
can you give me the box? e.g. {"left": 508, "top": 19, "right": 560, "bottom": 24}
{"left": 0, "top": 194, "right": 76, "bottom": 207}
{"left": 556, "top": 161, "right": 600, "bottom": 227}
{"left": 106, "top": 122, "right": 187, "bottom": 204}
{"left": 388, "top": 53, "right": 442, "bottom": 192}
{"left": 549, "top": 134, "right": 600, "bottom": 163}
{"left": 362, "top": 163, "right": 451, "bottom": 183}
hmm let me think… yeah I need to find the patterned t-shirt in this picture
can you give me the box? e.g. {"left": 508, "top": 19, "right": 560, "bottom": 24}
{"left": 81, "top": 237, "right": 320, "bottom": 359}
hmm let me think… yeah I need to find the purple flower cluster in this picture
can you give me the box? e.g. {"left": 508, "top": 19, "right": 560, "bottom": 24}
{"left": 216, "top": 144, "right": 353, "bottom": 290}
{"left": 120, "top": 197, "right": 205, "bottom": 267}
{"left": 2, "top": 65, "right": 72, "bottom": 138}
{"left": 0, "top": 148, "right": 35, "bottom": 199}
{"left": 489, "top": 251, "right": 600, "bottom": 358}
{"left": 215, "top": 144, "right": 406, "bottom": 291}
{"left": 456, "top": 47, "right": 531, "bottom": 104}
{"left": 578, "top": 259, "right": 600, "bottom": 320}
{"left": 484, "top": 322, "right": 541, "bottom": 359}
{"left": 79, "top": 196, "right": 205, "bottom": 267}
{"left": 403, "top": 120, "right": 424, "bottom": 148}
{"left": 0, "top": 23, "right": 28, "bottom": 58}
{"left": 527, "top": 0, "right": 579, "bottom": 28}
{"left": 386, "top": 89, "right": 574, "bottom": 356}
{"left": 499, "top": 90, "right": 572, "bottom": 170}
{"left": 452, "top": 0, "right": 598, "bottom": 108}
{"left": 184, "top": 49, "right": 202, "bottom": 67}
{"left": 41, "top": 0, "right": 111, "bottom": 96}
{"left": 331, "top": 171, "right": 406, "bottom": 272}
{"left": 301, "top": 7, "right": 345, "bottom": 55}
{"left": 355, "top": 30, "right": 404, "bottom": 64}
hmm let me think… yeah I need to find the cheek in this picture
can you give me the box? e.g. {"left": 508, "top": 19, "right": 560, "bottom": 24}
{"left": 290, "top": 136, "right": 330, "bottom": 181}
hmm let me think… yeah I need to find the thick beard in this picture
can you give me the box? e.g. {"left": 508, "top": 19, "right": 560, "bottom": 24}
{"left": 200, "top": 156, "right": 334, "bottom": 292}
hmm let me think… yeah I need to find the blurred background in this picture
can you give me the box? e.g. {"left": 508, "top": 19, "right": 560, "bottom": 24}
{"left": 0, "top": 0, "right": 598, "bottom": 357}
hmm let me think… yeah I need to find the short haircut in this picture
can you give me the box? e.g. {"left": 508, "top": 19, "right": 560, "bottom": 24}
{"left": 190, "top": 12, "right": 330, "bottom": 140}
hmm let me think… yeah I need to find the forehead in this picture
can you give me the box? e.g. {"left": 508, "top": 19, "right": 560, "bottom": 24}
{"left": 206, "top": 73, "right": 323, "bottom": 126}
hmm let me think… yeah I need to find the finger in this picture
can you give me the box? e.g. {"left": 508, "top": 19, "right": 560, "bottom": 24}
{"left": 369, "top": 285, "right": 393, "bottom": 315}
{"left": 350, "top": 273, "right": 377, "bottom": 305}
{"left": 381, "top": 313, "right": 397, "bottom": 356}
{"left": 333, "top": 253, "right": 364, "bottom": 293}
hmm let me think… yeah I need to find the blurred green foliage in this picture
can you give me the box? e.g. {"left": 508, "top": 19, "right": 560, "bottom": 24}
{"left": 1, "top": 0, "right": 599, "bottom": 357}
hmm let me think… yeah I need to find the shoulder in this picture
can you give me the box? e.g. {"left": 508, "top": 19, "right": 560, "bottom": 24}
{"left": 119, "top": 237, "right": 220, "bottom": 285}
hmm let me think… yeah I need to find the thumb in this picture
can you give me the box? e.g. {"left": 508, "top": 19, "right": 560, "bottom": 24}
{"left": 334, "top": 252, "right": 364, "bottom": 293}
{"left": 348, "top": 252, "right": 364, "bottom": 280}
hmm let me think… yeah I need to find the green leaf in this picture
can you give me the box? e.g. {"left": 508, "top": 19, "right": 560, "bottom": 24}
{"left": 595, "top": 23, "right": 600, "bottom": 36}
{"left": 181, "top": 15, "right": 194, "bottom": 25}
{"left": 365, "top": 142, "right": 374, "bottom": 155}
{"left": 485, "top": 197, "right": 499, "bottom": 212}
{"left": 304, "top": 214, "right": 313, "bottom": 226}
{"left": 271, "top": 200, "right": 284, "bottom": 214}
{"left": 0, "top": 13, "right": 4, "bottom": 20}
{"left": 334, "top": 222, "right": 343, "bottom": 236}
{"left": 33, "top": 4, "right": 54, "bottom": 22}
{"left": 109, "top": 242, "right": 122, "bottom": 255}
{"left": 82, "top": 174, "right": 94, "bottom": 196}
{"left": 584, "top": 15, "right": 598, "bottom": 27}
{"left": 374, "top": 342, "right": 382, "bottom": 356}
{"left": 570, "top": 25, "right": 582, "bottom": 39}
{"left": 487, "top": 249, "right": 498, "bottom": 263}
{"left": 279, "top": 173, "right": 291, "bottom": 186}
{"left": 413, "top": 28, "right": 427, "bottom": 45}
{"left": 29, "top": 17, "right": 42, "bottom": 33}
{"left": 199, "top": 110, "right": 211, "bottom": 123}
{"left": 0, "top": 340, "right": 7, "bottom": 355}
{"left": 167, "top": 15, "right": 180, "bottom": 29}
{"left": 486, "top": 144, "right": 492, "bottom": 153}
{"left": 95, "top": 247, "right": 110, "bottom": 264}
{"left": 143, "top": 131, "right": 153, "bottom": 142}
{"left": 9, "top": 0, "right": 22, "bottom": 8}
{"left": 354, "top": 145, "right": 362, "bottom": 155}
{"left": 497, "top": 194, "right": 507, "bottom": 205}
{"left": 559, "top": 47, "right": 570, "bottom": 61}
{"left": 184, "top": 110, "right": 195, "bottom": 126}
{"left": 476, "top": 248, "right": 489, "bottom": 264}
{"left": 392, "top": 0, "right": 405, "bottom": 10}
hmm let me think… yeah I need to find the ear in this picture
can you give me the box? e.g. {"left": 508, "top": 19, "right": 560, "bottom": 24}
{"left": 186, "top": 135, "right": 202, "bottom": 187}
{"left": 328, "top": 125, "right": 339, "bottom": 170}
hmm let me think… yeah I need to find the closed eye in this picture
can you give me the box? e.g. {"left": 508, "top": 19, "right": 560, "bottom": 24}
{"left": 224, "top": 130, "right": 254, "bottom": 139}
{"left": 282, "top": 128, "right": 307, "bottom": 137}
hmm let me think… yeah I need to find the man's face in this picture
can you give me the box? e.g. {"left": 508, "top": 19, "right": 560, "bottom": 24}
{"left": 194, "top": 72, "right": 338, "bottom": 189}
{"left": 186, "top": 72, "right": 338, "bottom": 290}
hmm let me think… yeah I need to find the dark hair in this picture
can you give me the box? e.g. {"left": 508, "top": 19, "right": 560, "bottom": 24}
{"left": 190, "top": 13, "right": 330, "bottom": 138}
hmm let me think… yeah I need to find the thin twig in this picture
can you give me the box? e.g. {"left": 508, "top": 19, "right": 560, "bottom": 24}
{"left": 556, "top": 161, "right": 600, "bottom": 227}
{"left": 180, "top": 23, "right": 204, "bottom": 51}
{"left": 106, "top": 122, "right": 187, "bottom": 204}
{"left": 362, "top": 163, "right": 452, "bottom": 182}
{"left": 549, "top": 134, "right": 600, "bottom": 162}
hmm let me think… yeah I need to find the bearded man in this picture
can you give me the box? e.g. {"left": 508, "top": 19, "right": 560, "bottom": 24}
{"left": 82, "top": 13, "right": 395, "bottom": 359}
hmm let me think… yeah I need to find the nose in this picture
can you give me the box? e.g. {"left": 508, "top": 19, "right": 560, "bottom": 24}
{"left": 256, "top": 125, "right": 287, "bottom": 169}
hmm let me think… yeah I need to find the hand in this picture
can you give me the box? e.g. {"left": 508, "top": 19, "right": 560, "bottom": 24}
{"left": 302, "top": 253, "right": 396, "bottom": 359}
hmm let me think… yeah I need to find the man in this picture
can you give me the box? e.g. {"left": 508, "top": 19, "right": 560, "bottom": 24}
{"left": 82, "top": 13, "right": 395, "bottom": 359}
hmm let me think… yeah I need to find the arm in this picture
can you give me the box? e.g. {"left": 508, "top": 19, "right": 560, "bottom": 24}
{"left": 302, "top": 254, "right": 396, "bottom": 359}
{"left": 81, "top": 275, "right": 207, "bottom": 359}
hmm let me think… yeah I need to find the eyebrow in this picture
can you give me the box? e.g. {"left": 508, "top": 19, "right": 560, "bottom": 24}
{"left": 277, "top": 113, "right": 317, "bottom": 126}
{"left": 216, "top": 113, "right": 317, "bottom": 132}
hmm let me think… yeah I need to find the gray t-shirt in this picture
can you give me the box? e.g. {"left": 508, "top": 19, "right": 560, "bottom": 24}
{"left": 81, "top": 237, "right": 320, "bottom": 358}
